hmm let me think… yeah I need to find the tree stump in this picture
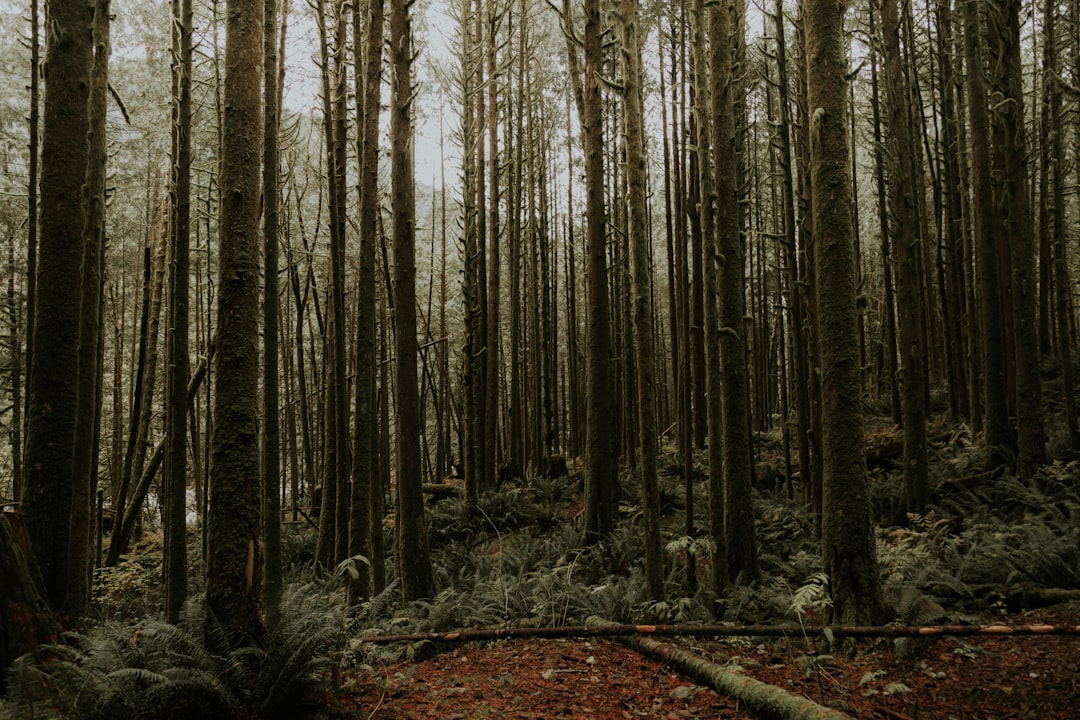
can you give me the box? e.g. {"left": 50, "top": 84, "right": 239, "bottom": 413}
{"left": 1, "top": 512, "right": 61, "bottom": 692}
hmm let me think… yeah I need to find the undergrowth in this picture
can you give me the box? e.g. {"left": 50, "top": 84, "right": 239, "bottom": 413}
{"left": 13, "top": 415, "right": 1079, "bottom": 715}
{"left": 5, "top": 582, "right": 349, "bottom": 720}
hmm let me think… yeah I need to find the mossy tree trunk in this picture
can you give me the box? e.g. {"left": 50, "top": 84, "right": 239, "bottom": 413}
{"left": 165, "top": 0, "right": 192, "bottom": 625}
{"left": 209, "top": 0, "right": 264, "bottom": 640}
{"left": 261, "top": 0, "right": 284, "bottom": 625}
{"left": 350, "top": 0, "right": 383, "bottom": 604}
{"left": 689, "top": 0, "right": 728, "bottom": 592}
{"left": 962, "top": 0, "right": 1012, "bottom": 469}
{"left": 68, "top": 0, "right": 110, "bottom": 622}
{"left": 22, "top": 0, "right": 92, "bottom": 613}
{"left": 880, "top": 0, "right": 928, "bottom": 515}
{"left": 618, "top": 0, "right": 663, "bottom": 602}
{"left": 988, "top": 0, "right": 1045, "bottom": 478}
{"left": 711, "top": 0, "right": 758, "bottom": 583}
{"left": 805, "top": 0, "right": 887, "bottom": 625}
{"left": 577, "top": 0, "right": 619, "bottom": 542}
{"left": 390, "top": 0, "right": 436, "bottom": 602}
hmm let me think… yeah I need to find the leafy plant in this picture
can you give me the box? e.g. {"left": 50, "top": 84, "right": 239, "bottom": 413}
{"left": 5, "top": 585, "right": 349, "bottom": 720}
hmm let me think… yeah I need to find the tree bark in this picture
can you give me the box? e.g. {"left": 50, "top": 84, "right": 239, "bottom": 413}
{"left": 164, "top": 0, "right": 192, "bottom": 625}
{"left": 711, "top": 0, "right": 758, "bottom": 583}
{"left": 805, "top": 0, "right": 887, "bottom": 625}
{"left": 390, "top": 0, "right": 436, "bottom": 601}
{"left": 261, "top": 0, "right": 284, "bottom": 624}
{"left": 690, "top": 0, "right": 728, "bottom": 592}
{"left": 881, "top": 0, "right": 929, "bottom": 515}
{"left": 577, "top": 0, "right": 619, "bottom": 541}
{"left": 350, "top": 0, "right": 383, "bottom": 604}
{"left": 209, "top": 0, "right": 264, "bottom": 639}
{"left": 22, "top": 0, "right": 92, "bottom": 613}
{"left": 618, "top": 0, "right": 663, "bottom": 602}
{"left": 0, "top": 512, "right": 61, "bottom": 694}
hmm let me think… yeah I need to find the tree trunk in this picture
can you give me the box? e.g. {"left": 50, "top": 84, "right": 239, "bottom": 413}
{"left": 575, "top": 0, "right": 618, "bottom": 541}
{"left": 390, "top": 0, "right": 436, "bottom": 602}
{"left": 881, "top": 0, "right": 929, "bottom": 515}
{"left": 0, "top": 512, "right": 61, "bottom": 694}
{"left": 805, "top": 0, "right": 887, "bottom": 625}
{"left": 350, "top": 0, "right": 383, "bottom": 604}
{"left": 690, "top": 0, "right": 728, "bottom": 592}
{"left": 208, "top": 0, "right": 264, "bottom": 639}
{"left": 618, "top": 0, "right": 663, "bottom": 602}
{"left": 963, "top": 0, "right": 1013, "bottom": 468}
{"left": 988, "top": 0, "right": 1045, "bottom": 477}
{"left": 22, "top": 0, "right": 92, "bottom": 612}
{"left": 164, "top": 0, "right": 192, "bottom": 624}
{"left": 261, "top": 0, "right": 284, "bottom": 624}
{"left": 712, "top": 0, "right": 758, "bottom": 584}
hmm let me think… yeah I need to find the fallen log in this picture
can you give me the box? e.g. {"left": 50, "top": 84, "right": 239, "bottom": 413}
{"left": 587, "top": 617, "right": 852, "bottom": 720}
{"left": 357, "top": 620, "right": 1080, "bottom": 645}
{"left": 423, "top": 483, "right": 462, "bottom": 500}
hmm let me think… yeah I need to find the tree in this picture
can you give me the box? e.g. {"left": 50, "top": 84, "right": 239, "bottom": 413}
{"left": 390, "top": 0, "right": 436, "bottom": 602}
{"left": 689, "top": 0, "right": 727, "bottom": 591}
{"left": 988, "top": 0, "right": 1045, "bottom": 477}
{"left": 68, "top": 0, "right": 110, "bottom": 621}
{"left": 350, "top": 0, "right": 383, "bottom": 604}
{"left": 208, "top": 0, "right": 264, "bottom": 639}
{"left": 563, "top": 0, "right": 618, "bottom": 542}
{"left": 164, "top": 0, "right": 192, "bottom": 624}
{"left": 21, "top": 0, "right": 92, "bottom": 612}
{"left": 618, "top": 0, "right": 663, "bottom": 602}
{"left": 261, "top": 0, "right": 284, "bottom": 624}
{"left": 963, "top": 0, "right": 1012, "bottom": 469}
{"left": 712, "top": 0, "right": 758, "bottom": 583}
{"left": 804, "top": 0, "right": 887, "bottom": 625}
{"left": 880, "top": 0, "right": 928, "bottom": 514}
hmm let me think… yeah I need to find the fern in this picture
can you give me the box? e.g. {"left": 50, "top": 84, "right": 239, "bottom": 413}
{"left": 6, "top": 584, "right": 347, "bottom": 720}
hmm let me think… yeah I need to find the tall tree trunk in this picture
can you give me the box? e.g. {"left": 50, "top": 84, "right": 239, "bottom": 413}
{"left": 1044, "top": 0, "right": 1079, "bottom": 451}
{"left": 390, "top": 0, "right": 436, "bottom": 601}
{"left": 805, "top": 0, "right": 887, "bottom": 625}
{"left": 867, "top": 1, "right": 901, "bottom": 426}
{"left": 164, "top": 0, "right": 192, "bottom": 624}
{"left": 963, "top": 0, "right": 1012, "bottom": 468}
{"left": 313, "top": 0, "right": 339, "bottom": 564}
{"left": 881, "top": 0, "right": 929, "bottom": 515}
{"left": 618, "top": 0, "right": 663, "bottom": 602}
{"left": 22, "top": 0, "right": 40, "bottom": 495}
{"left": 771, "top": 0, "right": 813, "bottom": 498}
{"left": 208, "top": 0, "right": 264, "bottom": 639}
{"left": 690, "top": 0, "right": 728, "bottom": 592}
{"left": 570, "top": 0, "right": 618, "bottom": 541}
{"left": 329, "top": 0, "right": 351, "bottom": 563}
{"left": 350, "top": 0, "right": 383, "bottom": 604}
{"left": 989, "top": 0, "right": 1045, "bottom": 476}
{"left": 712, "top": 0, "right": 758, "bottom": 584}
{"left": 22, "top": 0, "right": 92, "bottom": 611}
{"left": 261, "top": 0, "right": 284, "bottom": 624}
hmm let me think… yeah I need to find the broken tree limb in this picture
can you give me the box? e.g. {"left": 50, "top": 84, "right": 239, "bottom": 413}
{"left": 587, "top": 617, "right": 852, "bottom": 720}
{"left": 357, "top": 620, "right": 1080, "bottom": 645}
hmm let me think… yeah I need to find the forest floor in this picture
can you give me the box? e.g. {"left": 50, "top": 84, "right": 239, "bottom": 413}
{"left": 338, "top": 599, "right": 1080, "bottom": 719}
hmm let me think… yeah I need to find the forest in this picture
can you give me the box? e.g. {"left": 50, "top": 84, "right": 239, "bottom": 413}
{"left": 0, "top": 0, "right": 1078, "bottom": 716}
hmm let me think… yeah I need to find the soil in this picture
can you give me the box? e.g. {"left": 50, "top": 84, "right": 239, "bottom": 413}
{"left": 338, "top": 602, "right": 1080, "bottom": 719}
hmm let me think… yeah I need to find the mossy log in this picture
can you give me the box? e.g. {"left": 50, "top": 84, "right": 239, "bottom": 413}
{"left": 1, "top": 512, "right": 61, "bottom": 693}
{"left": 358, "top": 620, "right": 1080, "bottom": 645}
{"left": 587, "top": 617, "right": 851, "bottom": 720}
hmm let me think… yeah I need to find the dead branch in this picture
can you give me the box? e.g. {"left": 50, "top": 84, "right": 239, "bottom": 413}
{"left": 358, "top": 620, "right": 1080, "bottom": 645}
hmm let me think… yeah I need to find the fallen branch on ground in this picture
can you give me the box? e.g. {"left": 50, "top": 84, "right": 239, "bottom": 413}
{"left": 586, "top": 616, "right": 852, "bottom": 720}
{"left": 357, "top": 620, "right": 1080, "bottom": 645}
